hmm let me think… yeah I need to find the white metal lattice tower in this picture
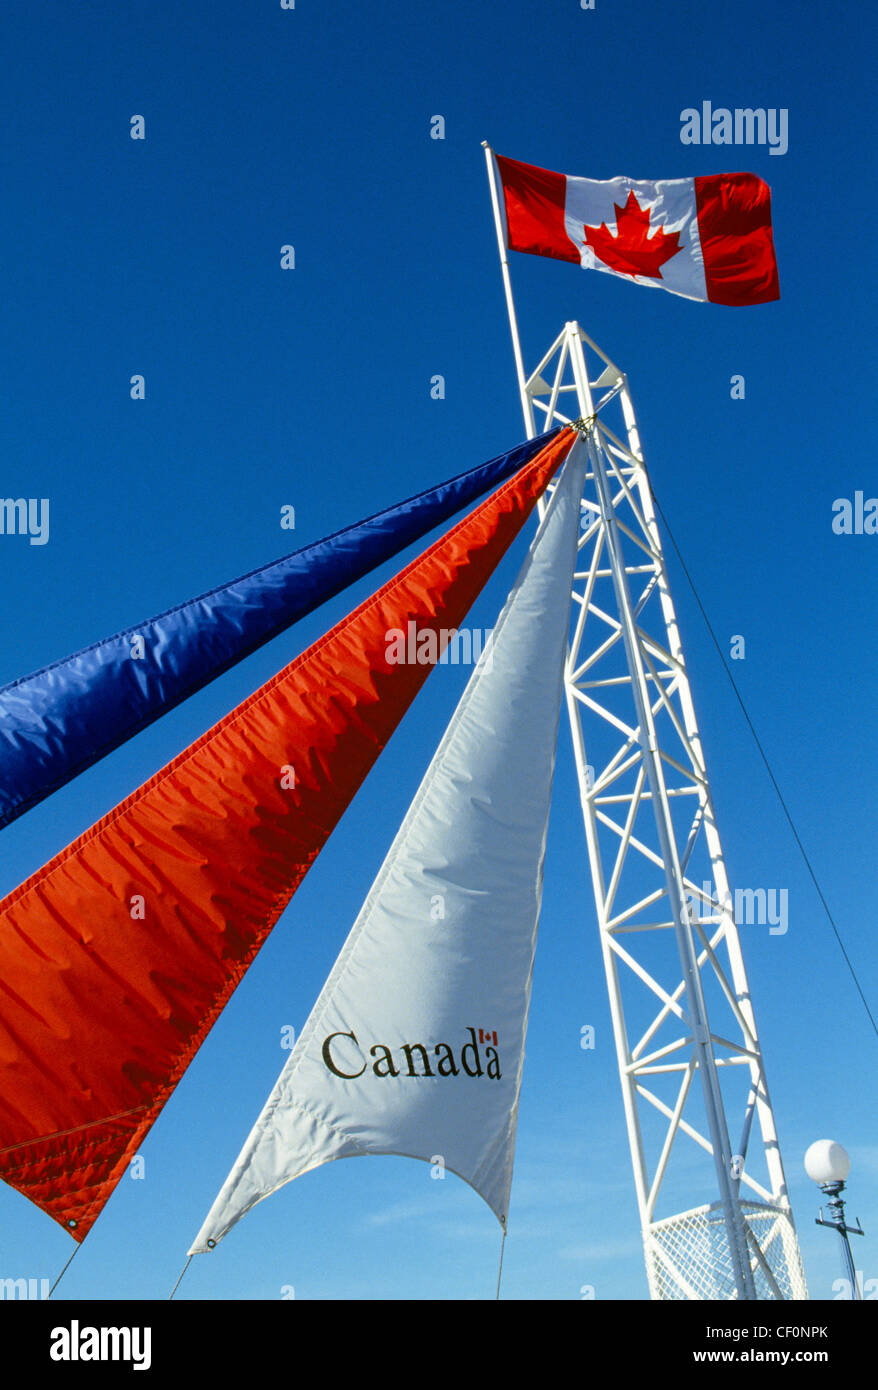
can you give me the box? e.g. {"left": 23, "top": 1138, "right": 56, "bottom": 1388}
{"left": 525, "top": 322, "right": 808, "bottom": 1300}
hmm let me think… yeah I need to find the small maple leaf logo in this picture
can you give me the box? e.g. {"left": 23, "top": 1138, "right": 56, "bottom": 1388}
{"left": 582, "top": 191, "right": 682, "bottom": 280}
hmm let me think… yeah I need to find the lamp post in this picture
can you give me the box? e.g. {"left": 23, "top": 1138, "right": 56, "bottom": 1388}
{"left": 805, "top": 1140, "right": 864, "bottom": 1299}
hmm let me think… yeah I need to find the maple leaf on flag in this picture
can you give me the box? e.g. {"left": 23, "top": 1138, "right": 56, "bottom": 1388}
{"left": 582, "top": 190, "right": 682, "bottom": 279}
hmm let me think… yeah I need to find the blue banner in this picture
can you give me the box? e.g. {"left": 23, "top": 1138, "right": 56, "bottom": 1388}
{"left": 0, "top": 430, "right": 560, "bottom": 829}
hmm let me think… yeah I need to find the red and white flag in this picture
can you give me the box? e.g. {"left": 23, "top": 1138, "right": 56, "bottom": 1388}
{"left": 494, "top": 152, "right": 779, "bottom": 306}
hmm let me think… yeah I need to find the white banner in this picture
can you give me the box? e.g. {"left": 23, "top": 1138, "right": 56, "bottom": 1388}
{"left": 190, "top": 438, "right": 586, "bottom": 1252}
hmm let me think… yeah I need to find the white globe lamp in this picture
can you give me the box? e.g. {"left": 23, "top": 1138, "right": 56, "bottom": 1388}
{"left": 804, "top": 1139, "right": 851, "bottom": 1187}
{"left": 805, "top": 1139, "right": 863, "bottom": 1299}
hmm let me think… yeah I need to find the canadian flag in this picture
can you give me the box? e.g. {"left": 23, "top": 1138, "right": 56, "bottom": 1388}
{"left": 494, "top": 153, "right": 779, "bottom": 306}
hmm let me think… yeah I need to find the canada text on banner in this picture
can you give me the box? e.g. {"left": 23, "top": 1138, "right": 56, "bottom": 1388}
{"left": 493, "top": 152, "right": 779, "bottom": 306}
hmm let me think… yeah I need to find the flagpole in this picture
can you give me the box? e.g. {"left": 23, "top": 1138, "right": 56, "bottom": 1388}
{"left": 481, "top": 142, "right": 536, "bottom": 439}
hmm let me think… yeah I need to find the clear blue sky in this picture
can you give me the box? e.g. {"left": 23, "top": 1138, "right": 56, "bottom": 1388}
{"left": 1, "top": 0, "right": 876, "bottom": 1301}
